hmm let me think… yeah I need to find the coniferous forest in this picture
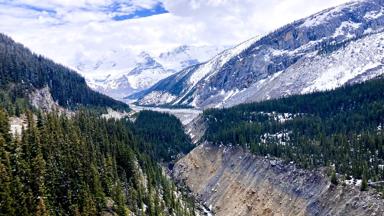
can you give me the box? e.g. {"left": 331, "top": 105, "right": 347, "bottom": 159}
{"left": 0, "top": 109, "right": 196, "bottom": 216}
{"left": 204, "top": 76, "right": 384, "bottom": 187}
{"left": 0, "top": 33, "right": 198, "bottom": 215}
{"left": 133, "top": 110, "right": 194, "bottom": 162}
{"left": 0, "top": 33, "right": 129, "bottom": 114}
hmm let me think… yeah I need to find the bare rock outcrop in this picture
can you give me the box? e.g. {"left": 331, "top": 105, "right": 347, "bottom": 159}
{"left": 173, "top": 143, "right": 384, "bottom": 216}
{"left": 29, "top": 86, "right": 73, "bottom": 116}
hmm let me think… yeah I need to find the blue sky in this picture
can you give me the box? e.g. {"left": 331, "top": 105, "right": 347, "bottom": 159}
{"left": 111, "top": 2, "right": 168, "bottom": 21}
{"left": 0, "top": 0, "right": 351, "bottom": 76}
{"left": 0, "top": 0, "right": 169, "bottom": 23}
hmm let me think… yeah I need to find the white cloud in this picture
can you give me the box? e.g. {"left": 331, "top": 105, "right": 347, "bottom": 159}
{"left": 0, "top": 0, "right": 352, "bottom": 78}
{"left": 163, "top": 0, "right": 352, "bottom": 38}
{"left": 9, "top": 0, "right": 115, "bottom": 9}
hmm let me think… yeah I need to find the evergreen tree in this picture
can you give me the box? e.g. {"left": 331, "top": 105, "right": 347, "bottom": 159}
{"left": 361, "top": 175, "right": 368, "bottom": 191}
{"left": 0, "top": 140, "right": 15, "bottom": 216}
{"left": 331, "top": 170, "right": 338, "bottom": 185}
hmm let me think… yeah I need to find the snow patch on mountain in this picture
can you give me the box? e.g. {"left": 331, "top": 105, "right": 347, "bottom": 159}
{"left": 229, "top": 33, "right": 384, "bottom": 105}
{"left": 139, "top": 91, "right": 177, "bottom": 106}
{"left": 135, "top": 0, "right": 384, "bottom": 109}
{"left": 157, "top": 45, "right": 227, "bottom": 72}
{"left": 300, "top": 1, "right": 361, "bottom": 28}
{"left": 75, "top": 45, "right": 226, "bottom": 100}
{"left": 364, "top": 8, "right": 384, "bottom": 20}
{"left": 192, "top": 37, "right": 260, "bottom": 85}
{"left": 172, "top": 36, "right": 260, "bottom": 105}
{"left": 332, "top": 21, "right": 361, "bottom": 38}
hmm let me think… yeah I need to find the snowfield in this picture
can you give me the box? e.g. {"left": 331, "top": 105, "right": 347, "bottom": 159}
{"left": 79, "top": 45, "right": 227, "bottom": 100}
{"left": 135, "top": 0, "right": 384, "bottom": 109}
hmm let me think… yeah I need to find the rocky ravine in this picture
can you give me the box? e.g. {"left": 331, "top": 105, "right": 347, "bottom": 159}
{"left": 173, "top": 143, "right": 384, "bottom": 216}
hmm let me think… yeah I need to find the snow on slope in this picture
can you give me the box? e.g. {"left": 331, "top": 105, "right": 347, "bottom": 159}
{"left": 76, "top": 45, "right": 226, "bottom": 100}
{"left": 224, "top": 32, "right": 384, "bottom": 107}
{"left": 177, "top": 37, "right": 260, "bottom": 106}
{"left": 157, "top": 45, "right": 227, "bottom": 72}
{"left": 135, "top": 0, "right": 384, "bottom": 108}
{"left": 137, "top": 37, "right": 260, "bottom": 107}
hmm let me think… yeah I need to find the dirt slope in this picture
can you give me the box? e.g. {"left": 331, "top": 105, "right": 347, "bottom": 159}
{"left": 173, "top": 143, "right": 384, "bottom": 216}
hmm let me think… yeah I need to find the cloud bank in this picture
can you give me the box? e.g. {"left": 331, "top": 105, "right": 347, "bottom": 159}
{"left": 0, "top": 0, "right": 351, "bottom": 76}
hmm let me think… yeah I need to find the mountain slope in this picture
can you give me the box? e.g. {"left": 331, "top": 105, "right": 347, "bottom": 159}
{"left": 0, "top": 109, "right": 197, "bottom": 215}
{"left": 203, "top": 75, "right": 384, "bottom": 182}
{"left": 0, "top": 33, "right": 129, "bottom": 112}
{"left": 78, "top": 45, "right": 226, "bottom": 99}
{"left": 129, "top": 37, "right": 259, "bottom": 104}
{"left": 174, "top": 143, "right": 384, "bottom": 216}
{"left": 171, "top": 75, "right": 384, "bottom": 216}
{"left": 135, "top": 0, "right": 384, "bottom": 108}
{"left": 84, "top": 51, "right": 173, "bottom": 99}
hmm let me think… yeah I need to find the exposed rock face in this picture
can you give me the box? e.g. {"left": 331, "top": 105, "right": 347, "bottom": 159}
{"left": 29, "top": 87, "right": 63, "bottom": 112}
{"left": 136, "top": 0, "right": 384, "bottom": 108}
{"left": 9, "top": 116, "right": 27, "bottom": 137}
{"left": 185, "top": 115, "right": 206, "bottom": 144}
{"left": 29, "top": 87, "right": 73, "bottom": 115}
{"left": 173, "top": 143, "right": 384, "bottom": 216}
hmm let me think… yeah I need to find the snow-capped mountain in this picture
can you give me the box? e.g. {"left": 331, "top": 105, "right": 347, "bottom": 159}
{"left": 76, "top": 45, "right": 226, "bottom": 99}
{"left": 133, "top": 0, "right": 384, "bottom": 108}
{"left": 157, "top": 45, "right": 227, "bottom": 72}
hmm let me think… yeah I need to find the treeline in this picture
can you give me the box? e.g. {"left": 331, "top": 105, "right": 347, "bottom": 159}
{"left": 0, "top": 33, "right": 129, "bottom": 113}
{"left": 203, "top": 76, "right": 384, "bottom": 183}
{"left": 0, "top": 109, "right": 196, "bottom": 215}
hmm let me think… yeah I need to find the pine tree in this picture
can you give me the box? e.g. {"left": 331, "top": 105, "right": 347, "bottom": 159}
{"left": 0, "top": 162, "right": 15, "bottom": 216}
{"left": 331, "top": 170, "right": 338, "bottom": 185}
{"left": 35, "top": 197, "right": 49, "bottom": 216}
{"left": 11, "top": 176, "right": 29, "bottom": 216}
{"left": 361, "top": 175, "right": 368, "bottom": 191}
{"left": 0, "top": 137, "right": 15, "bottom": 216}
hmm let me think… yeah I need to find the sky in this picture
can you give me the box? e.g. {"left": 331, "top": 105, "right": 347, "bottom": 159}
{"left": 0, "top": 0, "right": 352, "bottom": 74}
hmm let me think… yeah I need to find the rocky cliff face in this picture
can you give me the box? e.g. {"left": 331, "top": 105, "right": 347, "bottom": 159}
{"left": 29, "top": 87, "right": 72, "bottom": 115}
{"left": 173, "top": 143, "right": 384, "bottom": 216}
{"left": 136, "top": 0, "right": 384, "bottom": 108}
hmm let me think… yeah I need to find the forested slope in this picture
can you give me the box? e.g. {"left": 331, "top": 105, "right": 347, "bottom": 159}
{"left": 203, "top": 76, "right": 384, "bottom": 189}
{"left": 0, "top": 109, "right": 196, "bottom": 215}
{"left": 0, "top": 33, "right": 199, "bottom": 215}
{"left": 133, "top": 110, "right": 194, "bottom": 162}
{"left": 0, "top": 33, "right": 128, "bottom": 114}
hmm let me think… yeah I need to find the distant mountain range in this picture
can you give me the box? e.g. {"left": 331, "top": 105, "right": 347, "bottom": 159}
{"left": 133, "top": 0, "right": 384, "bottom": 109}
{"left": 75, "top": 45, "right": 227, "bottom": 99}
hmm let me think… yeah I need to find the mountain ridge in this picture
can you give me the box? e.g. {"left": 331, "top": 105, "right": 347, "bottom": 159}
{"left": 134, "top": 0, "right": 384, "bottom": 108}
{"left": 78, "top": 45, "right": 227, "bottom": 99}
{"left": 0, "top": 33, "right": 129, "bottom": 113}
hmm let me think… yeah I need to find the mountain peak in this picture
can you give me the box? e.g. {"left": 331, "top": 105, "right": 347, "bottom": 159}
{"left": 79, "top": 45, "right": 227, "bottom": 100}
{"left": 135, "top": 0, "right": 384, "bottom": 108}
{"left": 138, "top": 51, "right": 152, "bottom": 59}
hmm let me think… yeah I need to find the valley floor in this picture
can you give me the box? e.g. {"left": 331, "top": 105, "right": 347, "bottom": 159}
{"left": 129, "top": 104, "right": 202, "bottom": 125}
